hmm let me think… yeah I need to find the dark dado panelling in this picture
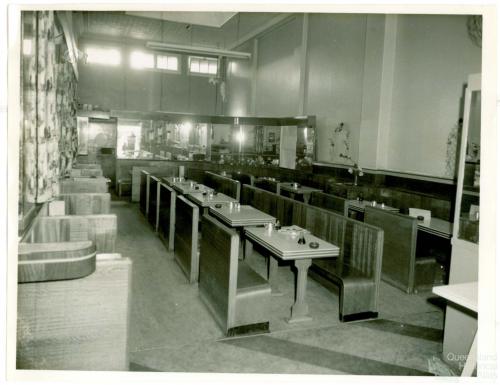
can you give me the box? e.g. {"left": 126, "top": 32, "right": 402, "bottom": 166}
{"left": 118, "top": 160, "right": 456, "bottom": 221}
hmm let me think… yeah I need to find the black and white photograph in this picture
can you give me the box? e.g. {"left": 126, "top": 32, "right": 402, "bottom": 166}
{"left": 2, "top": 0, "right": 498, "bottom": 383}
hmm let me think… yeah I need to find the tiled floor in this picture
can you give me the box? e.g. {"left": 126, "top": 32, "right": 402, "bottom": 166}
{"left": 111, "top": 199, "right": 453, "bottom": 376}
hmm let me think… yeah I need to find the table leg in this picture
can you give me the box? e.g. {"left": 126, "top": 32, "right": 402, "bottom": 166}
{"left": 245, "top": 240, "right": 254, "bottom": 258}
{"left": 267, "top": 256, "right": 283, "bottom": 296}
{"left": 287, "top": 258, "right": 312, "bottom": 323}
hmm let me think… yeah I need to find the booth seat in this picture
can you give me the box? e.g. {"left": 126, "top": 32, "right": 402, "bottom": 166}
{"left": 241, "top": 185, "right": 384, "bottom": 322}
{"left": 199, "top": 214, "right": 271, "bottom": 336}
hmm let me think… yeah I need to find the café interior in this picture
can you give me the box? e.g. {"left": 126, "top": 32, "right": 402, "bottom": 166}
{"left": 14, "top": 9, "right": 487, "bottom": 378}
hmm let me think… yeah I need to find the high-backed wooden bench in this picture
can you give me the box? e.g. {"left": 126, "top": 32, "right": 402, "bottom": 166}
{"left": 55, "top": 193, "right": 111, "bottom": 215}
{"left": 131, "top": 165, "right": 179, "bottom": 202}
{"left": 309, "top": 191, "right": 349, "bottom": 216}
{"left": 174, "top": 196, "right": 200, "bottom": 283}
{"left": 254, "top": 178, "right": 281, "bottom": 194}
{"left": 60, "top": 177, "right": 109, "bottom": 193}
{"left": 364, "top": 207, "right": 438, "bottom": 293}
{"left": 17, "top": 253, "right": 131, "bottom": 370}
{"left": 70, "top": 168, "right": 103, "bottom": 177}
{"left": 148, "top": 175, "right": 162, "bottom": 231}
{"left": 139, "top": 170, "right": 150, "bottom": 216}
{"left": 73, "top": 163, "right": 101, "bottom": 169}
{"left": 231, "top": 172, "right": 255, "bottom": 186}
{"left": 204, "top": 171, "right": 241, "bottom": 200}
{"left": 199, "top": 214, "right": 271, "bottom": 336}
{"left": 241, "top": 184, "right": 384, "bottom": 321}
{"left": 158, "top": 183, "right": 176, "bottom": 251}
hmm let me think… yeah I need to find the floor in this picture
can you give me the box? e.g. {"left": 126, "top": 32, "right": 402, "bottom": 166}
{"left": 111, "top": 198, "right": 455, "bottom": 376}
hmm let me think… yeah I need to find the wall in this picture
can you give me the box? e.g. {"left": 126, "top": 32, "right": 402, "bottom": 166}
{"left": 223, "top": 13, "right": 482, "bottom": 179}
{"left": 385, "top": 15, "right": 482, "bottom": 177}
{"left": 306, "top": 13, "right": 369, "bottom": 164}
{"left": 254, "top": 16, "right": 302, "bottom": 116}
{"left": 77, "top": 43, "right": 219, "bottom": 114}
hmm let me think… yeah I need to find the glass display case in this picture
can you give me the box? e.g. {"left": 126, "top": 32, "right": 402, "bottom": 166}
{"left": 449, "top": 73, "right": 480, "bottom": 285}
{"left": 455, "top": 76, "right": 480, "bottom": 244}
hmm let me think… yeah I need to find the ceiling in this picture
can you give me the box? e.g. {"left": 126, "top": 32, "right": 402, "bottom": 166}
{"left": 125, "top": 11, "right": 237, "bottom": 28}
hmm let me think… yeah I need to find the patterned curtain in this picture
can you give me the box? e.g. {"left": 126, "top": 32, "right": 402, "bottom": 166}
{"left": 22, "top": 11, "right": 77, "bottom": 203}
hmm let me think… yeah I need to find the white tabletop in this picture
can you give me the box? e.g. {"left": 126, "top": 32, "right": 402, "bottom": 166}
{"left": 280, "top": 183, "right": 322, "bottom": 194}
{"left": 188, "top": 192, "right": 237, "bottom": 207}
{"left": 173, "top": 183, "right": 213, "bottom": 195}
{"left": 245, "top": 225, "right": 340, "bottom": 261}
{"left": 418, "top": 218, "right": 453, "bottom": 239}
{"left": 209, "top": 205, "right": 276, "bottom": 227}
{"left": 432, "top": 281, "right": 477, "bottom": 312}
{"left": 348, "top": 199, "right": 399, "bottom": 213}
{"left": 162, "top": 176, "right": 193, "bottom": 187}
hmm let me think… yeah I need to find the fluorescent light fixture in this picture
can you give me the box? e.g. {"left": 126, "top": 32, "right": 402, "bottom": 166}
{"left": 146, "top": 41, "right": 251, "bottom": 60}
{"left": 130, "top": 51, "right": 154, "bottom": 69}
{"left": 85, "top": 47, "right": 121, "bottom": 66}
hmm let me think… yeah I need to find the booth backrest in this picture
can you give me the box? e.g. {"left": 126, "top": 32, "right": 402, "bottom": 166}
{"left": 60, "top": 178, "right": 108, "bottom": 193}
{"left": 54, "top": 193, "right": 111, "bottom": 215}
{"left": 310, "top": 191, "right": 349, "bottom": 216}
{"left": 148, "top": 176, "right": 162, "bottom": 230}
{"left": 204, "top": 171, "right": 241, "bottom": 200}
{"left": 199, "top": 213, "right": 239, "bottom": 331}
{"left": 24, "top": 214, "right": 117, "bottom": 253}
{"left": 174, "top": 195, "right": 200, "bottom": 283}
{"left": 364, "top": 207, "right": 418, "bottom": 293}
{"left": 131, "top": 165, "right": 178, "bottom": 202}
{"left": 253, "top": 178, "right": 281, "bottom": 194}
{"left": 231, "top": 172, "right": 254, "bottom": 186}
{"left": 241, "top": 185, "right": 383, "bottom": 279}
{"left": 158, "top": 183, "right": 176, "bottom": 251}
{"left": 139, "top": 170, "right": 150, "bottom": 215}
{"left": 70, "top": 168, "right": 103, "bottom": 177}
{"left": 73, "top": 163, "right": 101, "bottom": 169}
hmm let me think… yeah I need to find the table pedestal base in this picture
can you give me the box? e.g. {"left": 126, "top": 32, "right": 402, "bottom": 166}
{"left": 288, "top": 259, "right": 312, "bottom": 323}
{"left": 267, "top": 256, "right": 283, "bottom": 296}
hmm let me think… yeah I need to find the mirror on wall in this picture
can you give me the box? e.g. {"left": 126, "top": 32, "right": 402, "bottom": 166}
{"left": 109, "top": 111, "right": 315, "bottom": 168}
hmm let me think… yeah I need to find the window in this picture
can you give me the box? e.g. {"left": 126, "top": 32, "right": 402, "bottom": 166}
{"left": 156, "top": 54, "right": 179, "bottom": 71}
{"left": 189, "top": 56, "right": 218, "bottom": 75}
{"left": 130, "top": 51, "right": 155, "bottom": 70}
{"left": 85, "top": 47, "right": 121, "bottom": 66}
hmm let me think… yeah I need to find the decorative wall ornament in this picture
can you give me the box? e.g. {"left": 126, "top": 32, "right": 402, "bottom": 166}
{"left": 467, "top": 16, "right": 482, "bottom": 48}
{"left": 444, "top": 118, "right": 462, "bottom": 178}
{"left": 21, "top": 11, "right": 78, "bottom": 203}
{"left": 328, "top": 122, "right": 352, "bottom": 164}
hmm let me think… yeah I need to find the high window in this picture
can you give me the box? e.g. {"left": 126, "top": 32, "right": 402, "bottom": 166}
{"left": 85, "top": 47, "right": 121, "bottom": 66}
{"left": 189, "top": 56, "right": 218, "bottom": 75}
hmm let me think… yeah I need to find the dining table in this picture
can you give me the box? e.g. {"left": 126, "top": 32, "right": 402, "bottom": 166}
{"left": 187, "top": 192, "right": 238, "bottom": 214}
{"left": 172, "top": 182, "right": 214, "bottom": 195}
{"left": 209, "top": 204, "right": 276, "bottom": 259}
{"left": 245, "top": 225, "right": 340, "bottom": 323}
{"left": 279, "top": 183, "right": 322, "bottom": 204}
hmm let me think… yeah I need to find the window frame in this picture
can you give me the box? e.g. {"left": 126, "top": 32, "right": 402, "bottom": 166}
{"left": 188, "top": 55, "right": 219, "bottom": 77}
{"left": 84, "top": 46, "right": 122, "bottom": 66}
{"left": 155, "top": 53, "right": 181, "bottom": 74}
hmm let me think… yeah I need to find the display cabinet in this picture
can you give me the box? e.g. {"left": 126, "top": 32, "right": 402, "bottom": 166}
{"left": 450, "top": 73, "right": 480, "bottom": 283}
{"left": 443, "top": 73, "right": 480, "bottom": 372}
